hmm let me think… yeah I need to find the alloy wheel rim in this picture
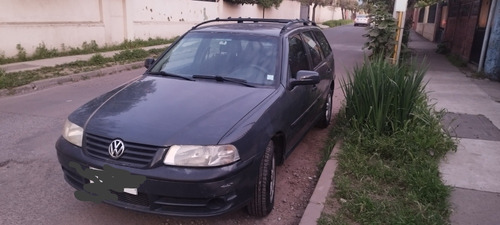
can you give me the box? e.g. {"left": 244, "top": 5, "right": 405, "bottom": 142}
{"left": 325, "top": 92, "right": 332, "bottom": 120}
{"left": 269, "top": 155, "right": 276, "bottom": 202}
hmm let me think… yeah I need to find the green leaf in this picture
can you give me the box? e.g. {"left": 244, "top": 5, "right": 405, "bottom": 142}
{"left": 378, "top": 21, "right": 388, "bottom": 29}
{"left": 369, "top": 29, "right": 380, "bottom": 37}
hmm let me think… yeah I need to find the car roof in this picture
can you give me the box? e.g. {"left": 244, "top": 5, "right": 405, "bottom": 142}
{"left": 191, "top": 18, "right": 318, "bottom": 37}
{"left": 194, "top": 23, "right": 284, "bottom": 37}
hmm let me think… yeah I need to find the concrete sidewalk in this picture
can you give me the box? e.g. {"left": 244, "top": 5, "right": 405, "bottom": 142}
{"left": 410, "top": 32, "right": 500, "bottom": 225}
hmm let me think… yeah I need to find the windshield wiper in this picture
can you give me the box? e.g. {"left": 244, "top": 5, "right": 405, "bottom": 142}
{"left": 192, "top": 74, "right": 255, "bottom": 87}
{"left": 149, "top": 71, "right": 194, "bottom": 81}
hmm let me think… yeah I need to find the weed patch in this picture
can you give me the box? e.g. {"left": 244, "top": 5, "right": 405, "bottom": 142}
{"left": 1, "top": 37, "right": 177, "bottom": 65}
{"left": 446, "top": 54, "right": 467, "bottom": 68}
{"left": 322, "top": 20, "right": 353, "bottom": 28}
{"left": 0, "top": 47, "right": 164, "bottom": 90}
{"left": 32, "top": 43, "right": 58, "bottom": 59}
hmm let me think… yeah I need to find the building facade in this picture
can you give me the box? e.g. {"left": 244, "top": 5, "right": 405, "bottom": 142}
{"left": 415, "top": 0, "right": 499, "bottom": 80}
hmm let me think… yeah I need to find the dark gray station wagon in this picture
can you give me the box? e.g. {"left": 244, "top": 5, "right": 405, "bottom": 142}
{"left": 56, "top": 18, "right": 335, "bottom": 217}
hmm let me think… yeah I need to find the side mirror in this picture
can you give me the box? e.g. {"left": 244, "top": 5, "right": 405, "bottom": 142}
{"left": 290, "top": 70, "right": 320, "bottom": 88}
{"left": 144, "top": 58, "right": 155, "bottom": 69}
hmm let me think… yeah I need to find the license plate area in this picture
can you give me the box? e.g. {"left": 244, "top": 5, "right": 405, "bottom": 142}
{"left": 88, "top": 166, "right": 139, "bottom": 195}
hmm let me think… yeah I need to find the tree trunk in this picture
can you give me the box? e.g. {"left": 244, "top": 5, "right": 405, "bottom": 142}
{"left": 312, "top": 3, "right": 318, "bottom": 22}
{"left": 262, "top": 7, "right": 265, "bottom": 18}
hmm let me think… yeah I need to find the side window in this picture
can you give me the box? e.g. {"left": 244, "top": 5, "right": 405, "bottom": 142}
{"left": 288, "top": 35, "right": 310, "bottom": 78}
{"left": 313, "top": 30, "right": 332, "bottom": 58}
{"left": 302, "top": 32, "right": 323, "bottom": 68}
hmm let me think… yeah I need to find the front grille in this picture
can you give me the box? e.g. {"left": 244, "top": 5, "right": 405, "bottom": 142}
{"left": 84, "top": 133, "right": 160, "bottom": 167}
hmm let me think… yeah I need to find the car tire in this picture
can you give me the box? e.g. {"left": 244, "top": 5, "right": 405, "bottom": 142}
{"left": 316, "top": 89, "right": 333, "bottom": 128}
{"left": 247, "top": 140, "right": 276, "bottom": 217}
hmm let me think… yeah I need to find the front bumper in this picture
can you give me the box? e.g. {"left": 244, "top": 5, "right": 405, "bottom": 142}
{"left": 55, "top": 137, "right": 258, "bottom": 217}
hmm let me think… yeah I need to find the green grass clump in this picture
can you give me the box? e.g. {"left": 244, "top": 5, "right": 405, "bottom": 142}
{"left": 341, "top": 55, "right": 427, "bottom": 135}
{"left": 318, "top": 56, "right": 456, "bottom": 225}
{"left": 322, "top": 20, "right": 353, "bottom": 28}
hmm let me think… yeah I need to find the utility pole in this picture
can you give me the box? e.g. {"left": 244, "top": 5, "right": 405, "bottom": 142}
{"left": 392, "top": 0, "right": 408, "bottom": 65}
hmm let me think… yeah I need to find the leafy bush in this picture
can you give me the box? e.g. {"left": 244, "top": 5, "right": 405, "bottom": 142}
{"left": 16, "top": 44, "right": 27, "bottom": 61}
{"left": 32, "top": 43, "right": 58, "bottom": 59}
{"left": 363, "top": 3, "right": 397, "bottom": 58}
{"left": 341, "top": 55, "right": 427, "bottom": 135}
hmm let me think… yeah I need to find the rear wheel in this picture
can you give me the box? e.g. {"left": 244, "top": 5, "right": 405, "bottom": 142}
{"left": 247, "top": 140, "right": 276, "bottom": 217}
{"left": 316, "top": 90, "right": 333, "bottom": 128}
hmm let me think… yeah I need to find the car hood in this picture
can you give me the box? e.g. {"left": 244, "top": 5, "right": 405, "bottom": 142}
{"left": 80, "top": 76, "right": 275, "bottom": 146}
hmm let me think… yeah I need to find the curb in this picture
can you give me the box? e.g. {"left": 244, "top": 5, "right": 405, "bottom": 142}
{"left": 299, "top": 140, "right": 341, "bottom": 225}
{"left": 0, "top": 62, "right": 143, "bottom": 97}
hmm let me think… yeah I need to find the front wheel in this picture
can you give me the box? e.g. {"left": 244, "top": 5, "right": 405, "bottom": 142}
{"left": 247, "top": 140, "right": 276, "bottom": 217}
{"left": 316, "top": 90, "right": 333, "bottom": 128}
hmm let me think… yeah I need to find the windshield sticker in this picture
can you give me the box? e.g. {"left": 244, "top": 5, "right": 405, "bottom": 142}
{"left": 218, "top": 39, "right": 232, "bottom": 45}
{"left": 267, "top": 74, "right": 274, "bottom": 81}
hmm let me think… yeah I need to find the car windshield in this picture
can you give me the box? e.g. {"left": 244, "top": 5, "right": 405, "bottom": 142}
{"left": 150, "top": 32, "right": 279, "bottom": 86}
{"left": 357, "top": 15, "right": 367, "bottom": 18}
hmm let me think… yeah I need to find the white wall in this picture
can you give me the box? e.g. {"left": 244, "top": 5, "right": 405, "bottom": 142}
{"left": 311, "top": 5, "right": 344, "bottom": 22}
{"left": 0, "top": 0, "right": 342, "bottom": 58}
{"left": 0, "top": 0, "right": 107, "bottom": 57}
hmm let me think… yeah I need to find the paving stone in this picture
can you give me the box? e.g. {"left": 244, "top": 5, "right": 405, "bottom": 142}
{"left": 441, "top": 112, "right": 500, "bottom": 141}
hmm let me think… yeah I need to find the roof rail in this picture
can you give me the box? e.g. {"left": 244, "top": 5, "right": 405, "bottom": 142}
{"left": 191, "top": 17, "right": 317, "bottom": 34}
{"left": 280, "top": 19, "right": 317, "bottom": 34}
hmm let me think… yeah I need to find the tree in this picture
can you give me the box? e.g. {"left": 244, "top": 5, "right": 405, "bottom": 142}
{"left": 294, "top": 0, "right": 334, "bottom": 22}
{"left": 363, "top": 2, "right": 397, "bottom": 58}
{"left": 224, "top": 0, "right": 283, "bottom": 18}
{"left": 360, "top": 0, "right": 431, "bottom": 60}
{"left": 337, "top": 0, "right": 359, "bottom": 19}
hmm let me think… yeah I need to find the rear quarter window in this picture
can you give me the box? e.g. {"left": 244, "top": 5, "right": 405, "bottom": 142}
{"left": 301, "top": 31, "right": 323, "bottom": 68}
{"left": 313, "top": 30, "right": 332, "bottom": 58}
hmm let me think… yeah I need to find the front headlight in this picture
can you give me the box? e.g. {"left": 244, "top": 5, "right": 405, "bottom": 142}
{"left": 62, "top": 119, "right": 83, "bottom": 147}
{"left": 164, "top": 145, "right": 240, "bottom": 167}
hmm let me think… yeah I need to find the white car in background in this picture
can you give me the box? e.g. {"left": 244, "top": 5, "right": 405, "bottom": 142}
{"left": 354, "top": 14, "right": 370, "bottom": 26}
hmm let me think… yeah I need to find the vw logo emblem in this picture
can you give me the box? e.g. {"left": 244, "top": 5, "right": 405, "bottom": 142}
{"left": 108, "top": 139, "right": 125, "bottom": 159}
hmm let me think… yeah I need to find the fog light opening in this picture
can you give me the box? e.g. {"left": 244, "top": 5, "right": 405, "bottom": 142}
{"left": 207, "top": 198, "right": 226, "bottom": 210}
